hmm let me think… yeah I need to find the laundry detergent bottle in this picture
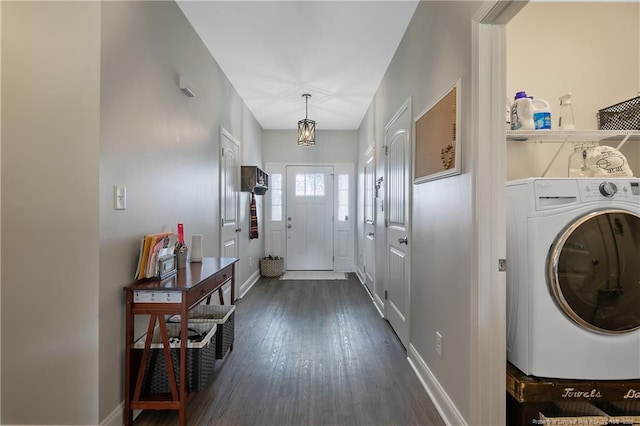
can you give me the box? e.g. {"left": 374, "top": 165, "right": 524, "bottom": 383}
{"left": 532, "top": 98, "right": 551, "bottom": 130}
{"left": 510, "top": 91, "right": 535, "bottom": 131}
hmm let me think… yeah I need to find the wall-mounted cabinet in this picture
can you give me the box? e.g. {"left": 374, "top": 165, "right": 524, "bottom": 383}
{"left": 241, "top": 166, "right": 269, "bottom": 195}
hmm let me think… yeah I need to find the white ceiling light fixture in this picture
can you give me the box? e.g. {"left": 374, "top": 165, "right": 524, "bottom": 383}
{"left": 298, "top": 94, "right": 316, "bottom": 146}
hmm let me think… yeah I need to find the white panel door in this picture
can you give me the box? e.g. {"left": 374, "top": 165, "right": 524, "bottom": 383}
{"left": 385, "top": 100, "right": 411, "bottom": 347}
{"left": 286, "top": 166, "right": 334, "bottom": 270}
{"left": 364, "top": 146, "right": 376, "bottom": 293}
{"left": 220, "top": 128, "right": 241, "bottom": 264}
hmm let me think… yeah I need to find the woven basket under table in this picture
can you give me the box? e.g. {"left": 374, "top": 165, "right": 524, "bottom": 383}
{"left": 169, "top": 304, "right": 235, "bottom": 359}
{"left": 134, "top": 322, "right": 217, "bottom": 393}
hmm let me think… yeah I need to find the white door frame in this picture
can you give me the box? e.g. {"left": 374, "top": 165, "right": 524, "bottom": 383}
{"left": 362, "top": 143, "right": 378, "bottom": 308}
{"left": 219, "top": 127, "right": 241, "bottom": 301}
{"left": 383, "top": 97, "right": 412, "bottom": 348}
{"left": 265, "top": 162, "right": 355, "bottom": 272}
{"left": 470, "top": 1, "right": 527, "bottom": 424}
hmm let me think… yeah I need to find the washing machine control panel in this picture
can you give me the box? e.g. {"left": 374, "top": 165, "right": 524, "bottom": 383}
{"left": 598, "top": 181, "right": 617, "bottom": 197}
{"left": 578, "top": 179, "right": 640, "bottom": 202}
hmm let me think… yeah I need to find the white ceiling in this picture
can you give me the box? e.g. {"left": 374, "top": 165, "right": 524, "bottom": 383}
{"left": 176, "top": 1, "right": 419, "bottom": 130}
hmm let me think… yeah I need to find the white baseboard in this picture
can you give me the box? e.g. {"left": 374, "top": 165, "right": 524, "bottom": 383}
{"left": 407, "top": 343, "right": 467, "bottom": 426}
{"left": 372, "top": 292, "right": 384, "bottom": 318}
{"left": 355, "top": 266, "right": 365, "bottom": 284}
{"left": 101, "top": 401, "right": 139, "bottom": 426}
{"left": 239, "top": 269, "right": 260, "bottom": 299}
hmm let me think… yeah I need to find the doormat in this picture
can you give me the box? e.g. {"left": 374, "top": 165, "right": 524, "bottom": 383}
{"left": 280, "top": 271, "right": 347, "bottom": 281}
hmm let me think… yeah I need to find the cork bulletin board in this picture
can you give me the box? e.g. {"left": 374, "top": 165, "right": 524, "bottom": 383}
{"left": 414, "top": 78, "right": 461, "bottom": 184}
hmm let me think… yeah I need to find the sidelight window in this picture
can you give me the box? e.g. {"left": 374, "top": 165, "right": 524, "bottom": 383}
{"left": 270, "top": 173, "right": 282, "bottom": 221}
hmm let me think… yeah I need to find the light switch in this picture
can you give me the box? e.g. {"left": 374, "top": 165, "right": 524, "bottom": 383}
{"left": 114, "top": 185, "right": 126, "bottom": 210}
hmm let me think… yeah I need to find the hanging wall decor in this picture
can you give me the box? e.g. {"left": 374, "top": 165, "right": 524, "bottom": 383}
{"left": 414, "top": 78, "right": 462, "bottom": 183}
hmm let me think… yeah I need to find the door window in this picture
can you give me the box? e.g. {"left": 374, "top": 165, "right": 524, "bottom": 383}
{"left": 295, "top": 173, "right": 325, "bottom": 197}
{"left": 548, "top": 210, "right": 640, "bottom": 334}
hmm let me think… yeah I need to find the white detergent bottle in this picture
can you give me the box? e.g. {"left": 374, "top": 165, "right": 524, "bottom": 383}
{"left": 511, "top": 91, "right": 535, "bottom": 131}
{"left": 532, "top": 98, "right": 551, "bottom": 130}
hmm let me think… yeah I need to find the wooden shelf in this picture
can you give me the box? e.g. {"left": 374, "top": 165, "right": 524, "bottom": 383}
{"left": 241, "top": 166, "right": 268, "bottom": 194}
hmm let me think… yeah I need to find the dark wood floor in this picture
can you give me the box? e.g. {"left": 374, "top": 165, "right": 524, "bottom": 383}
{"left": 134, "top": 274, "right": 444, "bottom": 426}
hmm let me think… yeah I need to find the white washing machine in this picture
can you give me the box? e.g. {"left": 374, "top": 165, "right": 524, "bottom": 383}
{"left": 506, "top": 177, "right": 640, "bottom": 380}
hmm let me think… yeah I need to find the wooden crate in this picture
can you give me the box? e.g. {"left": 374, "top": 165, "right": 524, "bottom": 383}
{"left": 507, "top": 363, "right": 640, "bottom": 425}
{"left": 595, "top": 401, "right": 640, "bottom": 426}
{"left": 538, "top": 402, "right": 608, "bottom": 425}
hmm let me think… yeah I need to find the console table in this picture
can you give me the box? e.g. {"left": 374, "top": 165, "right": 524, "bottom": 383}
{"left": 123, "top": 257, "right": 238, "bottom": 426}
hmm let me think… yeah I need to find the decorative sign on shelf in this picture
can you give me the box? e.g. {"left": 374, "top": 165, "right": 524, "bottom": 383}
{"left": 414, "top": 78, "right": 462, "bottom": 183}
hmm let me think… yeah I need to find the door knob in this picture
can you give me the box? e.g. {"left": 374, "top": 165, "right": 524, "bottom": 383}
{"left": 368, "top": 232, "right": 375, "bottom": 237}
{"left": 236, "top": 228, "right": 242, "bottom": 233}
{"left": 287, "top": 224, "right": 292, "bottom": 228}
{"left": 288, "top": 217, "right": 292, "bottom": 221}
{"left": 398, "top": 237, "right": 408, "bottom": 244}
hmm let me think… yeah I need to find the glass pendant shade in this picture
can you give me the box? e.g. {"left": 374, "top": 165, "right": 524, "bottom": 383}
{"left": 298, "top": 94, "right": 315, "bottom": 146}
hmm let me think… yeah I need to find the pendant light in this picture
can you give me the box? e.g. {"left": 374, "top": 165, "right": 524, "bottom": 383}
{"left": 298, "top": 93, "right": 316, "bottom": 146}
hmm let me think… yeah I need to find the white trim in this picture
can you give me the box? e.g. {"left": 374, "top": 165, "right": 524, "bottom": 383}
{"left": 371, "top": 292, "right": 385, "bottom": 318}
{"left": 357, "top": 271, "right": 384, "bottom": 318}
{"left": 469, "top": 1, "right": 526, "bottom": 424}
{"left": 361, "top": 141, "right": 376, "bottom": 305}
{"left": 355, "top": 264, "right": 365, "bottom": 284}
{"left": 219, "top": 127, "right": 242, "bottom": 259}
{"left": 239, "top": 269, "right": 260, "bottom": 299}
{"left": 219, "top": 127, "right": 242, "bottom": 300}
{"left": 407, "top": 344, "right": 466, "bottom": 426}
{"left": 101, "top": 401, "right": 133, "bottom": 426}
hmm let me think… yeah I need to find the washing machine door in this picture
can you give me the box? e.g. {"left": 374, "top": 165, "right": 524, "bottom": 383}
{"left": 548, "top": 209, "right": 640, "bottom": 334}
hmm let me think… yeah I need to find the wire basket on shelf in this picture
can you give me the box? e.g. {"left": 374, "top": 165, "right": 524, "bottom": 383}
{"left": 597, "top": 96, "right": 640, "bottom": 130}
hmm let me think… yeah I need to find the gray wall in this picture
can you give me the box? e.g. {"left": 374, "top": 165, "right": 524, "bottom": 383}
{"left": 2, "top": 1, "right": 264, "bottom": 424}
{"left": 1, "top": 2, "right": 101, "bottom": 424}
{"left": 358, "top": 1, "right": 484, "bottom": 422}
{"left": 263, "top": 129, "right": 358, "bottom": 164}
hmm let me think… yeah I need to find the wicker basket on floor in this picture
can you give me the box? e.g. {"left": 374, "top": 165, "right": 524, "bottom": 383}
{"left": 260, "top": 257, "right": 284, "bottom": 277}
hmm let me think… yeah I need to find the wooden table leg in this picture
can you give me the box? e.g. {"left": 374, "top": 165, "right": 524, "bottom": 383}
{"left": 124, "top": 294, "right": 133, "bottom": 426}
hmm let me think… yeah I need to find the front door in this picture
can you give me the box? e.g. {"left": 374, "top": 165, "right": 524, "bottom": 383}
{"left": 220, "top": 128, "right": 240, "bottom": 300}
{"left": 385, "top": 100, "right": 411, "bottom": 347}
{"left": 286, "top": 166, "right": 334, "bottom": 270}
